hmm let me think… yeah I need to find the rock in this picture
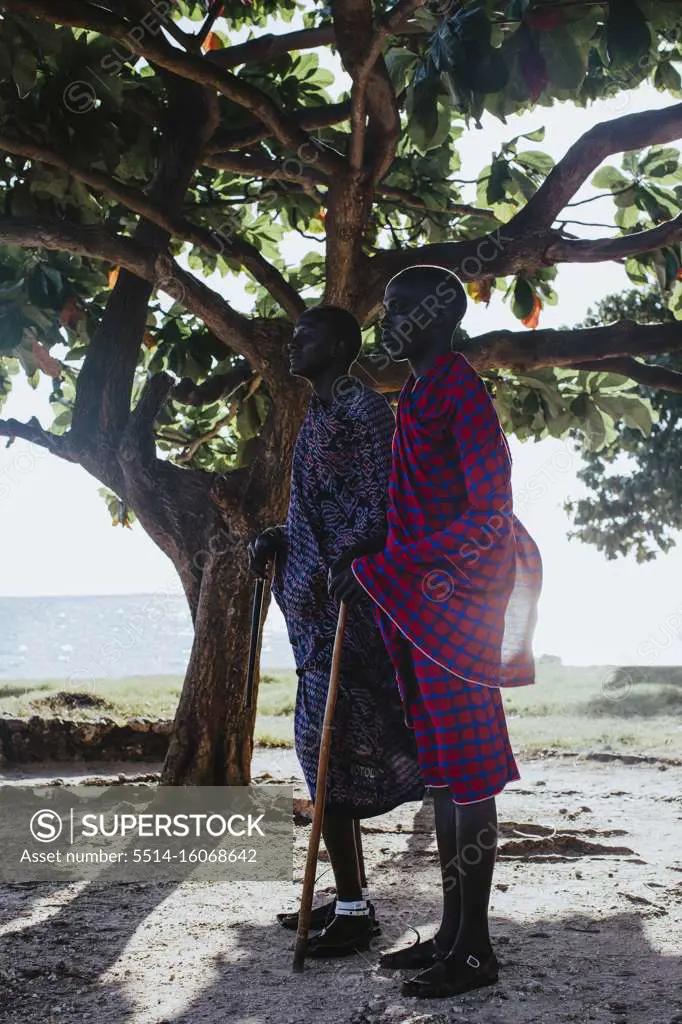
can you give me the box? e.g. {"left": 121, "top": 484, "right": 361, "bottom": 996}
{"left": 0, "top": 715, "right": 172, "bottom": 764}
{"left": 127, "top": 717, "right": 152, "bottom": 733}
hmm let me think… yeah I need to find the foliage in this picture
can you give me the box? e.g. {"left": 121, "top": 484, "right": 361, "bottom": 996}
{"left": 566, "top": 289, "right": 682, "bottom": 562}
{"left": 0, "top": 0, "right": 680, "bottom": 515}
{"left": 399, "top": 0, "right": 682, "bottom": 128}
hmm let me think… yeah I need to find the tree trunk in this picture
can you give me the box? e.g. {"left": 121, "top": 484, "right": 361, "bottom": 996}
{"left": 65, "top": 293, "right": 305, "bottom": 786}
{"left": 161, "top": 515, "right": 263, "bottom": 785}
{"left": 146, "top": 361, "right": 307, "bottom": 786}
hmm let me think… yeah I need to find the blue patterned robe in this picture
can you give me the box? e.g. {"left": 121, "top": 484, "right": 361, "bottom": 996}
{"left": 272, "top": 383, "right": 424, "bottom": 817}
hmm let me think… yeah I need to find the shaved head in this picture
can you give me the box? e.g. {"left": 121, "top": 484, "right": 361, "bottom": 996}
{"left": 380, "top": 265, "right": 467, "bottom": 365}
{"left": 388, "top": 266, "right": 467, "bottom": 326}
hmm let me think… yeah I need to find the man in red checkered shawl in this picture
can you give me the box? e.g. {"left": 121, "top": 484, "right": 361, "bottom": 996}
{"left": 331, "top": 265, "right": 542, "bottom": 999}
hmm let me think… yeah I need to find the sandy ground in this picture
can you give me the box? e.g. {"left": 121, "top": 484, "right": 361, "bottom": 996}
{"left": 1, "top": 750, "right": 681, "bottom": 1024}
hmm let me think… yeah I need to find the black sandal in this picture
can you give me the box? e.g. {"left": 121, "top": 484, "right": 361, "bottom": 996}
{"left": 401, "top": 951, "right": 499, "bottom": 999}
{"left": 278, "top": 899, "right": 380, "bottom": 936}
{"left": 305, "top": 914, "right": 375, "bottom": 959}
{"left": 277, "top": 899, "right": 336, "bottom": 932}
{"left": 379, "top": 930, "right": 446, "bottom": 971}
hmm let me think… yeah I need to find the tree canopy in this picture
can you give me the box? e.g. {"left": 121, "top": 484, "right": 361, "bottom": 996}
{"left": 1, "top": 0, "right": 682, "bottom": 783}
{"left": 567, "top": 287, "right": 682, "bottom": 562}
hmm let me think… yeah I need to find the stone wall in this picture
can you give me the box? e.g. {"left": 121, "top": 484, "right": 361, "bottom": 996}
{"left": 0, "top": 716, "right": 172, "bottom": 765}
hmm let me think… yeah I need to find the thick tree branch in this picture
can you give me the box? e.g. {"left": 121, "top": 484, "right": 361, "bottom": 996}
{"left": 3, "top": 0, "right": 344, "bottom": 177}
{"left": 0, "top": 217, "right": 154, "bottom": 275}
{"left": 122, "top": 371, "right": 176, "bottom": 464}
{"left": 118, "top": 371, "right": 217, "bottom": 576}
{"left": 364, "top": 213, "right": 682, "bottom": 319}
{"left": 69, "top": 74, "right": 218, "bottom": 454}
{"left": 210, "top": 17, "right": 426, "bottom": 68}
{"left": 173, "top": 361, "right": 254, "bottom": 406}
{"left": 208, "top": 101, "right": 351, "bottom": 151}
{"left": 332, "top": 0, "right": 420, "bottom": 182}
{"left": 354, "top": 320, "right": 682, "bottom": 390}
{"left": 0, "top": 213, "right": 276, "bottom": 366}
{"left": 350, "top": 0, "right": 423, "bottom": 180}
{"left": 377, "top": 185, "right": 498, "bottom": 221}
{"left": 571, "top": 357, "right": 682, "bottom": 395}
{"left": 464, "top": 320, "right": 682, "bottom": 371}
{"left": 211, "top": 25, "right": 337, "bottom": 67}
{"left": 0, "top": 130, "right": 304, "bottom": 318}
{"left": 548, "top": 213, "right": 682, "bottom": 263}
{"left": 331, "top": 0, "right": 374, "bottom": 171}
{"left": 509, "top": 102, "right": 682, "bottom": 234}
{"left": 203, "top": 150, "right": 326, "bottom": 191}
{"left": 0, "top": 416, "right": 71, "bottom": 455}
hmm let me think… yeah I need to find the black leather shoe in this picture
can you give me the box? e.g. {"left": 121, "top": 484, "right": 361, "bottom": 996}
{"left": 278, "top": 899, "right": 380, "bottom": 935}
{"left": 401, "top": 951, "right": 499, "bottom": 999}
{"left": 277, "top": 899, "right": 335, "bottom": 932}
{"left": 380, "top": 935, "right": 445, "bottom": 971}
{"left": 305, "top": 914, "right": 375, "bottom": 959}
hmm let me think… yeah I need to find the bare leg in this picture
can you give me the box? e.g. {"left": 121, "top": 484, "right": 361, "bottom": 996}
{"left": 322, "top": 814, "right": 362, "bottom": 901}
{"left": 276, "top": 815, "right": 360, "bottom": 931}
{"left": 354, "top": 819, "right": 368, "bottom": 889}
{"left": 305, "top": 813, "right": 374, "bottom": 957}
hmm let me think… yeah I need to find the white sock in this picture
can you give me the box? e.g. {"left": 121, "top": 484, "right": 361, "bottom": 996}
{"left": 335, "top": 899, "right": 369, "bottom": 917}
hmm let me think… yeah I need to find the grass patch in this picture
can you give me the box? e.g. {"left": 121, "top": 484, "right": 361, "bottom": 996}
{"left": 258, "top": 672, "right": 297, "bottom": 717}
{"left": 1, "top": 664, "right": 680, "bottom": 759}
{"left": 503, "top": 665, "right": 682, "bottom": 758}
{"left": 0, "top": 675, "right": 184, "bottom": 721}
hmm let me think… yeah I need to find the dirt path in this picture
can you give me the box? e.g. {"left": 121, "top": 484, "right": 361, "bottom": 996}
{"left": 1, "top": 753, "right": 681, "bottom": 1024}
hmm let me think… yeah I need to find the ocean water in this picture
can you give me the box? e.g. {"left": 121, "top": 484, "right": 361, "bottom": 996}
{"left": 0, "top": 595, "right": 295, "bottom": 682}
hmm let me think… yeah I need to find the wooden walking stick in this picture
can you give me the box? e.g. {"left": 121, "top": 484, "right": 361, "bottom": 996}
{"left": 292, "top": 601, "right": 348, "bottom": 972}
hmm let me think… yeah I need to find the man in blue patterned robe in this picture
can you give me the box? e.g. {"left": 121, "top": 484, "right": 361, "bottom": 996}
{"left": 249, "top": 305, "right": 423, "bottom": 958}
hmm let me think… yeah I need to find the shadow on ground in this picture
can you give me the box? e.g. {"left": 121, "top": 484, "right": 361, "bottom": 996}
{"left": 1, "top": 869, "right": 178, "bottom": 1024}
{"left": 2, "top": 771, "right": 681, "bottom": 1024}
{"left": 160, "top": 908, "right": 681, "bottom": 1024}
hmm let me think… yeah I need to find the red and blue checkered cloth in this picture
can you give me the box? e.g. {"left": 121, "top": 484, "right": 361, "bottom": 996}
{"left": 353, "top": 352, "right": 542, "bottom": 690}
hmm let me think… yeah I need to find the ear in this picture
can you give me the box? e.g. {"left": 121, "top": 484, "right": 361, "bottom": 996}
{"left": 331, "top": 335, "right": 347, "bottom": 362}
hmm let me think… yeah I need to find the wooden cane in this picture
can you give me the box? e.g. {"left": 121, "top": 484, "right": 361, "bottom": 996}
{"left": 292, "top": 601, "right": 348, "bottom": 972}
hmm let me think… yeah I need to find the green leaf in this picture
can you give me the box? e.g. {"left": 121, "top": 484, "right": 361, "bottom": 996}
{"left": 654, "top": 61, "right": 682, "bottom": 93}
{"left": 591, "top": 166, "right": 630, "bottom": 190}
{"left": 236, "top": 395, "right": 261, "bottom": 441}
{"left": 639, "top": 185, "right": 673, "bottom": 223}
{"left": 50, "top": 408, "right": 73, "bottom": 435}
{"left": 620, "top": 396, "right": 654, "bottom": 435}
{"left": 12, "top": 49, "right": 36, "bottom": 97}
{"left": 523, "top": 127, "right": 546, "bottom": 142}
{"left": 538, "top": 28, "right": 587, "bottom": 90}
{"left": 486, "top": 157, "right": 512, "bottom": 205}
{"left": 640, "top": 146, "right": 681, "bottom": 175}
{"left": 512, "top": 278, "right": 535, "bottom": 320}
{"left": 625, "top": 257, "right": 649, "bottom": 284}
{"left": 669, "top": 280, "right": 682, "bottom": 321}
{"left": 584, "top": 404, "right": 608, "bottom": 451}
{"left": 606, "top": 0, "right": 652, "bottom": 66}
{"left": 615, "top": 203, "right": 641, "bottom": 230}
{"left": 623, "top": 150, "right": 642, "bottom": 174}
{"left": 515, "top": 150, "right": 555, "bottom": 175}
{"left": 385, "top": 48, "right": 420, "bottom": 94}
